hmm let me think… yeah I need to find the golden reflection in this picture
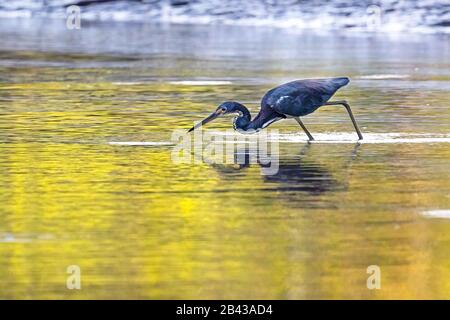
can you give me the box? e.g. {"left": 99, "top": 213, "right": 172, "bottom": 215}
{"left": 0, "top": 66, "right": 449, "bottom": 299}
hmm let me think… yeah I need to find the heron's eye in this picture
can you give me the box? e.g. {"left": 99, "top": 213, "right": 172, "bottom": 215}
{"left": 221, "top": 107, "right": 227, "bottom": 112}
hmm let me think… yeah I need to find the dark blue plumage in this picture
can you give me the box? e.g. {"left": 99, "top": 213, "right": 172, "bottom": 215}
{"left": 263, "top": 77, "right": 350, "bottom": 117}
{"left": 188, "top": 77, "right": 363, "bottom": 140}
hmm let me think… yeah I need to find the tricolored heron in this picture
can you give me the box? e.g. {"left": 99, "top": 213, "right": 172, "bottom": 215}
{"left": 188, "top": 77, "right": 363, "bottom": 140}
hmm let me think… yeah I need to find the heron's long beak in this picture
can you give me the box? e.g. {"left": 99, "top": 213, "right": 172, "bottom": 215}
{"left": 187, "top": 109, "right": 224, "bottom": 133}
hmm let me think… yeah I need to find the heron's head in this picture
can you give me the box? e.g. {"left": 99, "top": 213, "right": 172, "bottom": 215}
{"left": 187, "top": 101, "right": 246, "bottom": 132}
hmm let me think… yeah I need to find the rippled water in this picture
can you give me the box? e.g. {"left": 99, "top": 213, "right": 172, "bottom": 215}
{"left": 0, "top": 19, "right": 449, "bottom": 299}
{"left": 1, "top": 0, "right": 449, "bottom": 33}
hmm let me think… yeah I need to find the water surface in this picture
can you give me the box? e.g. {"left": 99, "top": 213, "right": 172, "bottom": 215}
{"left": 0, "top": 19, "right": 449, "bottom": 299}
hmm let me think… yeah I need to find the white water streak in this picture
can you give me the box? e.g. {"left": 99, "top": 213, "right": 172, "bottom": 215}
{"left": 357, "top": 74, "right": 410, "bottom": 80}
{"left": 169, "top": 81, "right": 233, "bottom": 85}
{"left": 422, "top": 210, "right": 450, "bottom": 219}
{"left": 109, "top": 132, "right": 450, "bottom": 146}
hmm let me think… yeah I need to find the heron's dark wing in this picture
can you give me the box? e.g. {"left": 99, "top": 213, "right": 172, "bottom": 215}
{"left": 262, "top": 77, "right": 349, "bottom": 117}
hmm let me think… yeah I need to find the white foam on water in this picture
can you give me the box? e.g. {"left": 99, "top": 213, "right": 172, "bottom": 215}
{"left": 357, "top": 74, "right": 410, "bottom": 80}
{"left": 0, "top": 1, "right": 449, "bottom": 34}
{"left": 282, "top": 132, "right": 450, "bottom": 144}
{"left": 207, "top": 132, "right": 450, "bottom": 144}
{"left": 421, "top": 210, "right": 450, "bottom": 219}
{"left": 169, "top": 81, "right": 233, "bottom": 86}
{"left": 108, "top": 133, "right": 450, "bottom": 146}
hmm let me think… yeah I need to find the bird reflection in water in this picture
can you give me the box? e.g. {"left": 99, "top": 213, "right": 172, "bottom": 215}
{"left": 208, "top": 143, "right": 361, "bottom": 207}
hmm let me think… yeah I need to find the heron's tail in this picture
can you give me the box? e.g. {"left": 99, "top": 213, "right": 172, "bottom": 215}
{"left": 332, "top": 77, "right": 350, "bottom": 88}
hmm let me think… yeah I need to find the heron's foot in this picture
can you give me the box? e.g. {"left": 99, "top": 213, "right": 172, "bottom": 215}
{"left": 304, "top": 133, "right": 314, "bottom": 141}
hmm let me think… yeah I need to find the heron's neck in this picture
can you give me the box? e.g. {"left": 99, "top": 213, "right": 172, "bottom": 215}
{"left": 232, "top": 104, "right": 253, "bottom": 131}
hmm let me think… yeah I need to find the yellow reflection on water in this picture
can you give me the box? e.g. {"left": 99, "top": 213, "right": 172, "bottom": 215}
{"left": 0, "top": 70, "right": 449, "bottom": 299}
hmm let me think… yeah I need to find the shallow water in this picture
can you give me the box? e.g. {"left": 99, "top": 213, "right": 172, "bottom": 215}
{"left": 0, "top": 19, "right": 449, "bottom": 299}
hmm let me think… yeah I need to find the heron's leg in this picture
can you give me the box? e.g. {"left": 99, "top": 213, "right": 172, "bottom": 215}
{"left": 324, "top": 100, "right": 363, "bottom": 140}
{"left": 294, "top": 117, "right": 314, "bottom": 141}
{"left": 299, "top": 141, "right": 312, "bottom": 156}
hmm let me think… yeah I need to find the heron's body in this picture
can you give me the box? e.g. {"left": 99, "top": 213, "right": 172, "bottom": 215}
{"left": 188, "top": 77, "right": 363, "bottom": 140}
